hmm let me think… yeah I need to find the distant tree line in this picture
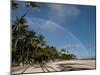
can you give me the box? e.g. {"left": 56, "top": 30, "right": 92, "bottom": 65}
{"left": 11, "top": 0, "right": 77, "bottom": 66}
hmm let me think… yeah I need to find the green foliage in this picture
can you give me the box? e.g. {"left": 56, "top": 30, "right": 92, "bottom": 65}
{"left": 12, "top": 1, "right": 19, "bottom": 10}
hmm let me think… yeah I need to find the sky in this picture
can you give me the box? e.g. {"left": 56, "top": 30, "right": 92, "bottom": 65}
{"left": 12, "top": 1, "right": 96, "bottom": 59}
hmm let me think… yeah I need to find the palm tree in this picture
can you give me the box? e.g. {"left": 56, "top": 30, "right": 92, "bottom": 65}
{"left": 61, "top": 49, "right": 66, "bottom": 53}
{"left": 12, "top": 15, "right": 28, "bottom": 65}
{"left": 12, "top": 1, "right": 41, "bottom": 64}
{"left": 38, "top": 34, "right": 45, "bottom": 46}
{"left": 32, "top": 34, "right": 46, "bottom": 63}
{"left": 12, "top": 16, "right": 27, "bottom": 50}
{"left": 25, "top": 2, "right": 40, "bottom": 9}
{"left": 12, "top": 0, "right": 19, "bottom": 10}
{"left": 24, "top": 30, "right": 36, "bottom": 64}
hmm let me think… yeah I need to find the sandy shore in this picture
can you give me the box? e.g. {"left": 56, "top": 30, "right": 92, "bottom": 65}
{"left": 11, "top": 60, "right": 96, "bottom": 74}
{"left": 48, "top": 60, "right": 96, "bottom": 71}
{"left": 52, "top": 60, "right": 96, "bottom": 68}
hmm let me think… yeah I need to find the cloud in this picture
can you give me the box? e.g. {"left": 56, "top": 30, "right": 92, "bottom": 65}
{"left": 48, "top": 4, "right": 80, "bottom": 17}
{"left": 41, "top": 20, "right": 58, "bottom": 30}
{"left": 27, "top": 4, "right": 80, "bottom": 31}
{"left": 62, "top": 44, "right": 80, "bottom": 49}
{"left": 27, "top": 17, "right": 65, "bottom": 31}
{"left": 40, "top": 3, "right": 80, "bottom": 26}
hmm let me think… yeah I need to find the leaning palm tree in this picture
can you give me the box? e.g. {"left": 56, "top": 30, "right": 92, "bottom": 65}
{"left": 12, "top": 16, "right": 27, "bottom": 50}
{"left": 12, "top": 16, "right": 28, "bottom": 65}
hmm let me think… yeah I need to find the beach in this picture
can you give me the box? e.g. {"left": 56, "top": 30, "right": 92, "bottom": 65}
{"left": 11, "top": 60, "right": 96, "bottom": 74}
{"left": 49, "top": 60, "right": 96, "bottom": 71}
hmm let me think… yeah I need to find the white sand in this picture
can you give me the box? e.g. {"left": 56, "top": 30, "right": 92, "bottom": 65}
{"left": 11, "top": 60, "right": 96, "bottom": 74}
{"left": 48, "top": 60, "right": 96, "bottom": 70}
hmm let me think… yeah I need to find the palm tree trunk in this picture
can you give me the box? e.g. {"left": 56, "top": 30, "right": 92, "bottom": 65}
{"left": 20, "top": 48, "right": 24, "bottom": 66}
{"left": 26, "top": 48, "right": 29, "bottom": 64}
{"left": 13, "top": 36, "right": 19, "bottom": 65}
{"left": 14, "top": 36, "right": 19, "bottom": 50}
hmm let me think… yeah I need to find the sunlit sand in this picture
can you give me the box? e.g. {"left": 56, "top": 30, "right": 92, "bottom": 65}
{"left": 11, "top": 60, "right": 96, "bottom": 74}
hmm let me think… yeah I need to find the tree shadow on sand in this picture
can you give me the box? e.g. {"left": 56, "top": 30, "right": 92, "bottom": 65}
{"left": 57, "top": 63, "right": 95, "bottom": 71}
